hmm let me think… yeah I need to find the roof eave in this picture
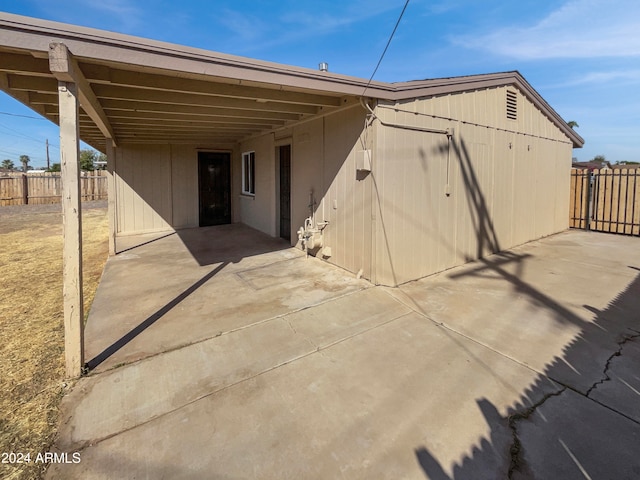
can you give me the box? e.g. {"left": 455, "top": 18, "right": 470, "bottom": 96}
{"left": 391, "top": 71, "right": 585, "bottom": 148}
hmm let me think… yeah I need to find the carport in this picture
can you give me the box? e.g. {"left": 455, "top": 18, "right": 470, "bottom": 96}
{"left": 0, "top": 12, "right": 383, "bottom": 376}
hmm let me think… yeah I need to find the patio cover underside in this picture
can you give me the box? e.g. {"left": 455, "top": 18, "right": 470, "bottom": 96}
{"left": 0, "top": 47, "right": 353, "bottom": 152}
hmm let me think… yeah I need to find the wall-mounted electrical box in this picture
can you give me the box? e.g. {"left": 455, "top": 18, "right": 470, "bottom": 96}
{"left": 356, "top": 150, "right": 372, "bottom": 172}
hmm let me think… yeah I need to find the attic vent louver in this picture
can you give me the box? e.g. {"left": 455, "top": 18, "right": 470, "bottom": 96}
{"left": 506, "top": 90, "right": 518, "bottom": 120}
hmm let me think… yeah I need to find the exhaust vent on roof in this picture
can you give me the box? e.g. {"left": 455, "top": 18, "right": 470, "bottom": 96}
{"left": 319, "top": 62, "right": 328, "bottom": 72}
{"left": 506, "top": 90, "right": 518, "bottom": 121}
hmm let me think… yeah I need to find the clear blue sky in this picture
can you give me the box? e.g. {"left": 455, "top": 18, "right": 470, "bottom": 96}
{"left": 1, "top": 0, "right": 639, "bottom": 168}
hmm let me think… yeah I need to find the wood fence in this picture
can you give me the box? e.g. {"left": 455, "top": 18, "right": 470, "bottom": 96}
{"left": 570, "top": 168, "right": 640, "bottom": 235}
{"left": 0, "top": 171, "right": 107, "bottom": 206}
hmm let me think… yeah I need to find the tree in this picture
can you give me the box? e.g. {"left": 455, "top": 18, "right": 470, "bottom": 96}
{"left": 1, "top": 159, "right": 14, "bottom": 170}
{"left": 567, "top": 120, "right": 579, "bottom": 129}
{"left": 592, "top": 155, "right": 606, "bottom": 163}
{"left": 19, "top": 155, "right": 30, "bottom": 172}
{"left": 47, "top": 163, "right": 61, "bottom": 172}
{"left": 79, "top": 149, "right": 97, "bottom": 171}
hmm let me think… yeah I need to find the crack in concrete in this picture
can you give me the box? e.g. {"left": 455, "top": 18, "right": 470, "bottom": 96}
{"left": 507, "top": 387, "right": 567, "bottom": 479}
{"left": 508, "top": 331, "right": 640, "bottom": 478}
{"left": 586, "top": 331, "right": 640, "bottom": 398}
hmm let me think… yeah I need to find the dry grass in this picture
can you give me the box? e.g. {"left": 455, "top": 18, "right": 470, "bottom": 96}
{"left": 0, "top": 202, "right": 108, "bottom": 480}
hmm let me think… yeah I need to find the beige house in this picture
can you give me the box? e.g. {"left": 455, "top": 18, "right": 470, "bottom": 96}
{"left": 0, "top": 14, "right": 583, "bottom": 286}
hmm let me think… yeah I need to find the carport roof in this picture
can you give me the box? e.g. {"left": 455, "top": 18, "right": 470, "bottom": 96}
{"left": 0, "top": 12, "right": 584, "bottom": 151}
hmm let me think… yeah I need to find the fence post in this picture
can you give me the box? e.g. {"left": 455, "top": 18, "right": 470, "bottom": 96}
{"left": 585, "top": 170, "right": 592, "bottom": 231}
{"left": 22, "top": 174, "right": 28, "bottom": 205}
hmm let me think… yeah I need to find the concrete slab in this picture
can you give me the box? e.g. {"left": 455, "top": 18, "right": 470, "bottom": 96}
{"left": 47, "top": 229, "right": 640, "bottom": 479}
{"left": 85, "top": 224, "right": 370, "bottom": 371}
{"left": 50, "top": 314, "right": 561, "bottom": 479}
{"left": 56, "top": 287, "right": 410, "bottom": 450}
{"left": 395, "top": 230, "right": 640, "bottom": 394}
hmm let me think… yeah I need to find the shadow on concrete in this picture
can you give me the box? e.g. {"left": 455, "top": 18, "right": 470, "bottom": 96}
{"left": 414, "top": 271, "right": 640, "bottom": 479}
{"left": 175, "top": 223, "right": 291, "bottom": 267}
{"left": 86, "top": 261, "right": 229, "bottom": 371}
{"left": 86, "top": 224, "right": 293, "bottom": 370}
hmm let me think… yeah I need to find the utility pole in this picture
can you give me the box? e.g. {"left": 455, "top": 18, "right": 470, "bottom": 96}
{"left": 46, "top": 138, "right": 50, "bottom": 170}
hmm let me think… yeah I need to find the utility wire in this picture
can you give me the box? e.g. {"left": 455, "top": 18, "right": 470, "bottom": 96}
{"left": 0, "top": 122, "right": 59, "bottom": 148}
{"left": 362, "top": 0, "right": 410, "bottom": 97}
{"left": 0, "top": 111, "right": 46, "bottom": 120}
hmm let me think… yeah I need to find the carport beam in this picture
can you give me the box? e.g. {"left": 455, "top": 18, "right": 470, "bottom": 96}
{"left": 58, "top": 79, "right": 85, "bottom": 378}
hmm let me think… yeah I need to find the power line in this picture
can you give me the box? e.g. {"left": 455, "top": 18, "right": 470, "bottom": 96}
{"left": 0, "top": 111, "right": 46, "bottom": 120}
{"left": 0, "top": 122, "right": 59, "bottom": 148}
{"left": 362, "top": 0, "right": 410, "bottom": 97}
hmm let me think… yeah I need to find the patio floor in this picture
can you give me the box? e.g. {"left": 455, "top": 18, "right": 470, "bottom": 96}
{"left": 48, "top": 226, "right": 640, "bottom": 479}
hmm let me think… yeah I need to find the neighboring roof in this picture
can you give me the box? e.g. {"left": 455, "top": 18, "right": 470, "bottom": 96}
{"left": 572, "top": 161, "right": 611, "bottom": 170}
{"left": 611, "top": 163, "right": 640, "bottom": 169}
{"left": 0, "top": 12, "right": 584, "bottom": 150}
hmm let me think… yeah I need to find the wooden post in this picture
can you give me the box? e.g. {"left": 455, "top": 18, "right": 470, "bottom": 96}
{"left": 58, "top": 80, "right": 84, "bottom": 378}
{"left": 21, "top": 174, "right": 28, "bottom": 205}
{"left": 106, "top": 139, "right": 117, "bottom": 255}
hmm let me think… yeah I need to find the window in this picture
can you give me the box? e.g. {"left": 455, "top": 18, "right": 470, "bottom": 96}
{"left": 242, "top": 151, "right": 255, "bottom": 195}
{"left": 506, "top": 90, "right": 518, "bottom": 120}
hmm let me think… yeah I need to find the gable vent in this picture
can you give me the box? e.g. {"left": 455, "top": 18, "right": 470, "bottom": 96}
{"left": 506, "top": 90, "right": 518, "bottom": 120}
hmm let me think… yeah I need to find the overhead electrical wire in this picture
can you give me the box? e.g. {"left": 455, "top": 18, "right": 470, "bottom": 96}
{"left": 361, "top": 0, "right": 410, "bottom": 97}
{"left": 0, "top": 122, "right": 59, "bottom": 148}
{"left": 0, "top": 111, "right": 47, "bottom": 120}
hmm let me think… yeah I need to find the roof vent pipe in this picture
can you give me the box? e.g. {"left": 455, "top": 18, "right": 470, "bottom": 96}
{"left": 319, "top": 62, "right": 328, "bottom": 72}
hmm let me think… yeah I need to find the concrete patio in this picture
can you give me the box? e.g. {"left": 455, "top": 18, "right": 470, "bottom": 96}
{"left": 48, "top": 226, "right": 640, "bottom": 479}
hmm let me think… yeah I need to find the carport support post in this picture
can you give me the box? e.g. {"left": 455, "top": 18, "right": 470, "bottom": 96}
{"left": 58, "top": 80, "right": 84, "bottom": 378}
{"left": 106, "top": 139, "right": 116, "bottom": 255}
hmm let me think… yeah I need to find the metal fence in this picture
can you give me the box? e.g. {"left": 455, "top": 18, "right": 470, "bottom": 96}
{"left": 570, "top": 168, "right": 640, "bottom": 236}
{"left": 0, "top": 171, "right": 107, "bottom": 206}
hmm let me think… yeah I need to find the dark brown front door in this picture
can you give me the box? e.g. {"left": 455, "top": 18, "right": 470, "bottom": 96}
{"left": 279, "top": 145, "right": 291, "bottom": 240}
{"left": 198, "top": 152, "right": 231, "bottom": 226}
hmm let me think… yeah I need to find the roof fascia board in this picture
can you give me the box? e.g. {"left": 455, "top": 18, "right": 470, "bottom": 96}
{"left": 391, "top": 71, "right": 584, "bottom": 148}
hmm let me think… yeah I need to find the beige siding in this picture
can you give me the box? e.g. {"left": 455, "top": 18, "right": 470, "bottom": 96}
{"left": 238, "top": 106, "right": 372, "bottom": 278}
{"left": 290, "top": 118, "right": 324, "bottom": 241}
{"left": 170, "top": 145, "right": 199, "bottom": 229}
{"left": 115, "top": 145, "right": 172, "bottom": 235}
{"left": 320, "top": 107, "right": 372, "bottom": 278}
{"left": 115, "top": 144, "right": 219, "bottom": 235}
{"left": 372, "top": 87, "right": 573, "bottom": 286}
{"left": 237, "top": 135, "right": 276, "bottom": 237}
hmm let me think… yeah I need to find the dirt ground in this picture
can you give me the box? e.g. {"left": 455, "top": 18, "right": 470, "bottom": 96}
{"left": 0, "top": 201, "right": 108, "bottom": 480}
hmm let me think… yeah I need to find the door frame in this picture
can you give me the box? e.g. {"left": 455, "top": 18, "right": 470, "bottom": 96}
{"left": 197, "top": 150, "right": 232, "bottom": 227}
{"left": 275, "top": 140, "right": 292, "bottom": 243}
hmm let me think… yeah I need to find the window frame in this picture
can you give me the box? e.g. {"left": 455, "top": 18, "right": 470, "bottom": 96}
{"left": 242, "top": 151, "right": 256, "bottom": 196}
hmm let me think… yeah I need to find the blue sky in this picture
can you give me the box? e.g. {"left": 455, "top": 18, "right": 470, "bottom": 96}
{"left": 1, "top": 0, "right": 639, "bottom": 168}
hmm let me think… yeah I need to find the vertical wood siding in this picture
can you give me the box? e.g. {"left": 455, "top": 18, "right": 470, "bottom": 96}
{"left": 373, "top": 86, "right": 572, "bottom": 285}
{"left": 115, "top": 145, "right": 172, "bottom": 235}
